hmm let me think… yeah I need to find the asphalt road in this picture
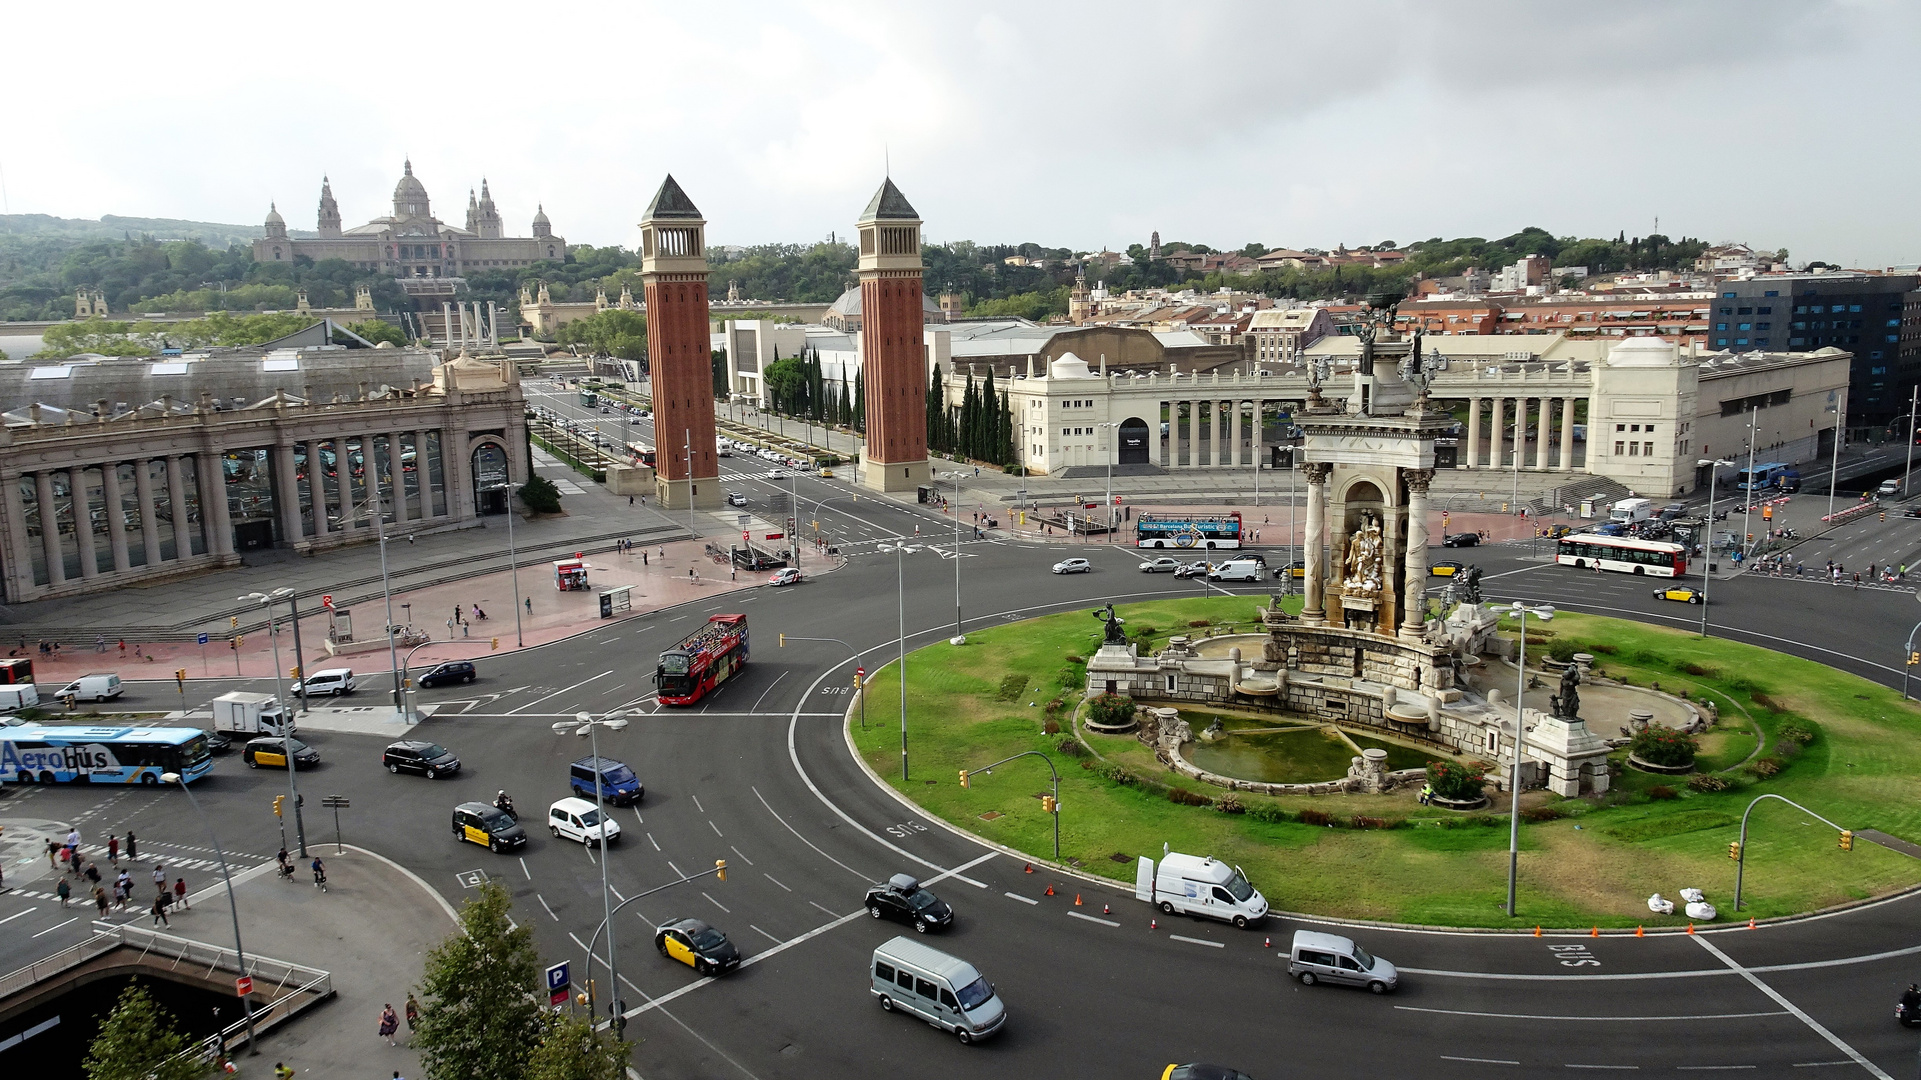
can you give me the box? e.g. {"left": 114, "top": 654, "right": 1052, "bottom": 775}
{"left": 3, "top": 478, "right": 1920, "bottom": 1079}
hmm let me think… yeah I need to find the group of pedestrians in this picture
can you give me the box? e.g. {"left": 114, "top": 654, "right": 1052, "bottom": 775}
{"left": 46, "top": 829, "right": 187, "bottom": 926}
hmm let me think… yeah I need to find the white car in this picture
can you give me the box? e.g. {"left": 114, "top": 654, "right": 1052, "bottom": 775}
{"left": 1172, "top": 561, "right": 1211, "bottom": 579}
{"left": 1138, "top": 557, "right": 1181, "bottom": 573}
{"left": 1052, "top": 558, "right": 1092, "bottom": 574}
{"left": 769, "top": 567, "right": 803, "bottom": 586}
{"left": 726, "top": 492, "right": 749, "bottom": 507}
{"left": 548, "top": 797, "right": 621, "bottom": 847}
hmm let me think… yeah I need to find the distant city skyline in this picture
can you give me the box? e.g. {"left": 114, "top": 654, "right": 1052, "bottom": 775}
{"left": 4, "top": 1, "right": 1916, "bottom": 267}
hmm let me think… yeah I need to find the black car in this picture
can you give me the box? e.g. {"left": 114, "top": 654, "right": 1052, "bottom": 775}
{"left": 418, "top": 661, "right": 477, "bottom": 688}
{"left": 654, "top": 917, "right": 741, "bottom": 976}
{"left": 384, "top": 740, "right": 461, "bottom": 778}
{"left": 1442, "top": 533, "right": 1479, "bottom": 547}
{"left": 1164, "top": 1067, "right": 1254, "bottom": 1080}
{"left": 864, "top": 873, "right": 953, "bottom": 933}
{"left": 203, "top": 730, "right": 233, "bottom": 754}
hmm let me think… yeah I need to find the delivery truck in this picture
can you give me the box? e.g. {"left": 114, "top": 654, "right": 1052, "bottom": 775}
{"left": 211, "top": 691, "right": 290, "bottom": 736}
{"left": 1135, "top": 850, "right": 1269, "bottom": 927}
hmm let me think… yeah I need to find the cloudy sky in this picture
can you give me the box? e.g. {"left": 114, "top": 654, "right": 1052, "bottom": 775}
{"left": 6, "top": 1, "right": 1915, "bottom": 266}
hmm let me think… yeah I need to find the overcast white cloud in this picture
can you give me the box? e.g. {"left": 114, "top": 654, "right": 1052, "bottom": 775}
{"left": 4, "top": 0, "right": 1915, "bottom": 265}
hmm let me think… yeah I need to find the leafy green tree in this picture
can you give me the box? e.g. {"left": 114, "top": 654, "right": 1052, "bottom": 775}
{"left": 415, "top": 881, "right": 543, "bottom": 1080}
{"left": 170, "top": 311, "right": 317, "bottom": 347}
{"left": 349, "top": 319, "right": 409, "bottom": 346}
{"left": 526, "top": 1012, "right": 630, "bottom": 1080}
{"left": 518, "top": 476, "right": 563, "bottom": 515}
{"left": 82, "top": 982, "right": 209, "bottom": 1080}
{"left": 556, "top": 310, "right": 647, "bottom": 361}
{"left": 763, "top": 357, "right": 805, "bottom": 414}
{"left": 34, "top": 318, "right": 156, "bottom": 358}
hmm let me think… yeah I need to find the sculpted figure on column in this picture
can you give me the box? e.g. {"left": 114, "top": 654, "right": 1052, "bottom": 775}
{"left": 1341, "top": 512, "right": 1385, "bottom": 598}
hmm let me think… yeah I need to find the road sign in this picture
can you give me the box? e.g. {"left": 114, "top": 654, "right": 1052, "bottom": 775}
{"left": 321, "top": 594, "right": 334, "bottom": 609}
{"left": 546, "top": 961, "right": 571, "bottom": 1005}
{"left": 197, "top": 633, "right": 210, "bottom": 645}
{"left": 235, "top": 975, "right": 253, "bottom": 996}
{"left": 321, "top": 795, "right": 350, "bottom": 809}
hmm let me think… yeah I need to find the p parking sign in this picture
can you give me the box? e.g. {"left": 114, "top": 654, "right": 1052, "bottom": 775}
{"left": 546, "top": 961, "right": 571, "bottom": 1005}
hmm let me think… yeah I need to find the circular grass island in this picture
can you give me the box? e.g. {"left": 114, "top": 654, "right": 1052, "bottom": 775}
{"left": 845, "top": 595, "right": 1921, "bottom": 928}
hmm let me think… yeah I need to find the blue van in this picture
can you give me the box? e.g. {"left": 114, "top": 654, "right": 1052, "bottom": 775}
{"left": 570, "top": 756, "right": 643, "bottom": 805}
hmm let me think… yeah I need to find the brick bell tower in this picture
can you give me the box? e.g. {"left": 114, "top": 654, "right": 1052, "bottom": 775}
{"left": 855, "top": 178, "right": 932, "bottom": 493}
{"left": 640, "top": 175, "right": 721, "bottom": 510}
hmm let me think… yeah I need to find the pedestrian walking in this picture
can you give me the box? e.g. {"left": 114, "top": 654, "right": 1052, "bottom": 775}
{"left": 96, "top": 634, "right": 106, "bottom": 653}
{"left": 629, "top": 495, "right": 635, "bottom": 506}
{"left": 118, "top": 640, "right": 126, "bottom": 656}
{"left": 173, "top": 877, "right": 189, "bottom": 910}
{"left": 94, "top": 886, "right": 108, "bottom": 917}
{"left": 152, "top": 864, "right": 166, "bottom": 895}
{"left": 56, "top": 878, "right": 70, "bottom": 907}
{"left": 114, "top": 877, "right": 129, "bottom": 913}
{"left": 643, "top": 550, "right": 649, "bottom": 565}
{"left": 379, "top": 1004, "right": 400, "bottom": 1046}
{"left": 729, "top": 567, "right": 736, "bottom": 581}
{"left": 107, "top": 834, "right": 119, "bottom": 865}
{"left": 125, "top": 832, "right": 137, "bottom": 860}
{"left": 461, "top": 621, "right": 469, "bottom": 637}
{"left": 404, "top": 993, "right": 420, "bottom": 1033}
{"left": 151, "top": 893, "right": 170, "bottom": 927}
{"left": 67, "top": 828, "right": 80, "bottom": 853}
{"left": 1853, "top": 572, "right": 1861, "bottom": 590}
{"left": 46, "top": 839, "right": 59, "bottom": 868}
{"left": 84, "top": 861, "right": 100, "bottom": 886}
{"left": 658, "top": 547, "right": 665, "bottom": 560}
{"left": 524, "top": 596, "right": 532, "bottom": 614}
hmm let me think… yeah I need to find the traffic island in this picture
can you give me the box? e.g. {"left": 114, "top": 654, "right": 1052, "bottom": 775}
{"left": 848, "top": 597, "right": 1921, "bottom": 927}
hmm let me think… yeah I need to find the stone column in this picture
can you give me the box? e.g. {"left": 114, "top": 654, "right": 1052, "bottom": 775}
{"left": 1301, "top": 463, "right": 1330, "bottom": 626}
{"left": 133, "top": 459, "right": 163, "bottom": 566}
{"left": 101, "top": 463, "right": 130, "bottom": 572}
{"left": 200, "top": 454, "right": 234, "bottom": 559}
{"left": 1172, "top": 402, "right": 1185, "bottom": 467}
{"left": 387, "top": 433, "right": 410, "bottom": 524}
{"left": 334, "top": 438, "right": 357, "bottom": 534}
{"left": 275, "top": 444, "right": 303, "bottom": 544}
{"left": 446, "top": 427, "right": 474, "bottom": 521}
{"left": 1230, "top": 399, "right": 1243, "bottom": 467}
{"left": 365, "top": 434, "right": 386, "bottom": 523}
{"left": 73, "top": 469, "right": 100, "bottom": 579}
{"left": 164, "top": 456, "right": 189, "bottom": 560}
{"left": 1400, "top": 469, "right": 1434, "bottom": 640}
{"left": 1207, "top": 400, "right": 1220, "bottom": 467}
{"left": 36, "top": 471, "right": 65, "bottom": 585}
{"left": 415, "top": 429, "right": 435, "bottom": 517}
{"left": 1530, "top": 397, "right": 1547, "bottom": 470}
{"left": 310, "top": 442, "right": 331, "bottom": 540}
{"left": 1561, "top": 396, "right": 1578, "bottom": 471}
{"left": 1466, "top": 396, "right": 1482, "bottom": 468}
{"left": 1488, "top": 397, "right": 1505, "bottom": 472}
{"left": 4, "top": 476, "right": 39, "bottom": 601}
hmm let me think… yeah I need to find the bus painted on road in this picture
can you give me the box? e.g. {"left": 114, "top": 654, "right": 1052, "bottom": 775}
{"left": 1, "top": 725, "right": 213, "bottom": 785}
{"left": 1555, "top": 534, "right": 1687, "bottom": 577}
{"left": 1136, "top": 513, "right": 1243, "bottom": 550}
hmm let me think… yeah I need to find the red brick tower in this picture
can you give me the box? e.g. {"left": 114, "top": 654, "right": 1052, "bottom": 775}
{"left": 640, "top": 175, "right": 720, "bottom": 509}
{"left": 856, "top": 178, "right": 931, "bottom": 493}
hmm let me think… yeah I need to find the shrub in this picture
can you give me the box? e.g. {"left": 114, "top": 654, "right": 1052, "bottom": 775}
{"left": 1687, "top": 773, "right": 1732, "bottom": 793}
{"left": 1063, "top": 655, "right": 1084, "bottom": 665}
{"left": 1748, "top": 758, "right": 1783, "bottom": 779}
{"left": 1055, "top": 736, "right": 1086, "bottom": 757}
{"left": 1630, "top": 727, "right": 1699, "bottom": 768}
{"left": 1521, "top": 805, "right": 1566, "bottom": 822}
{"left": 1086, "top": 693, "right": 1136, "bottom": 728}
{"left": 1131, "top": 626, "right": 1156, "bottom": 640}
{"left": 1751, "top": 692, "right": 1783, "bottom": 712}
{"left": 1588, "top": 642, "right": 1618, "bottom": 654}
{"left": 1646, "top": 784, "right": 1679, "bottom": 801}
{"left": 1774, "top": 740, "right": 1800, "bottom": 760}
{"left": 1777, "top": 723, "right": 1816, "bottom": 745}
{"left": 1681, "top": 662, "right": 1716, "bottom": 677}
{"left": 1214, "top": 793, "right": 1245, "bottom": 815}
{"left": 517, "top": 475, "right": 563, "bottom": 514}
{"left": 1245, "top": 803, "right": 1290, "bottom": 824}
{"left": 1352, "top": 815, "right": 1403, "bottom": 829}
{"left": 995, "top": 674, "right": 1029, "bottom": 702}
{"left": 1299, "top": 808, "right": 1334, "bottom": 827}
{"left": 1548, "top": 640, "right": 1577, "bottom": 663}
{"left": 1167, "top": 787, "right": 1211, "bottom": 807}
{"left": 1188, "top": 619, "right": 1211, "bottom": 628}
{"left": 1042, "top": 719, "right": 1061, "bottom": 736}
{"left": 1425, "top": 759, "right": 1487, "bottom": 801}
{"left": 1098, "top": 762, "right": 1137, "bottom": 786}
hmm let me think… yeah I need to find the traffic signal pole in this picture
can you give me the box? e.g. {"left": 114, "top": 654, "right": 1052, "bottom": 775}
{"left": 1733, "top": 793, "right": 1852, "bottom": 911}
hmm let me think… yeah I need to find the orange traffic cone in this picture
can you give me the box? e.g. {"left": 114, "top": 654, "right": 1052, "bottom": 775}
{"left": 1533, "top": 926, "right": 1541, "bottom": 937}
{"left": 1635, "top": 926, "right": 1644, "bottom": 937}
{"left": 1687, "top": 924, "right": 1696, "bottom": 935}
{"left": 1747, "top": 917, "right": 1756, "bottom": 930}
{"left": 1024, "top": 863, "right": 1034, "bottom": 874}
{"left": 1074, "top": 893, "right": 1083, "bottom": 906}
{"left": 1590, "top": 926, "right": 1600, "bottom": 937}
{"left": 1045, "top": 884, "right": 1055, "bottom": 896}
{"left": 1150, "top": 919, "right": 1157, "bottom": 930}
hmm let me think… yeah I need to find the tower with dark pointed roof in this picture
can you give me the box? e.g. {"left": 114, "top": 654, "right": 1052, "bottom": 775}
{"left": 855, "top": 178, "right": 930, "bottom": 492}
{"left": 474, "top": 179, "right": 503, "bottom": 239}
{"left": 639, "top": 175, "right": 721, "bottom": 510}
{"left": 317, "top": 177, "right": 342, "bottom": 238}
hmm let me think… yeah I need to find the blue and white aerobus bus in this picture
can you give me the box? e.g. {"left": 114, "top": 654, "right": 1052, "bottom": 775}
{"left": 1135, "top": 512, "right": 1243, "bottom": 549}
{"left": 1, "top": 725, "right": 213, "bottom": 785}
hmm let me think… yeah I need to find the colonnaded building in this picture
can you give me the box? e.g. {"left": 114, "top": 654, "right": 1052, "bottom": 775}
{"left": 252, "top": 161, "right": 564, "bottom": 278}
{"left": 0, "top": 331, "right": 528, "bottom": 603}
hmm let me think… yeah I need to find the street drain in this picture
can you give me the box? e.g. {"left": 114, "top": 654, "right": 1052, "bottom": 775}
{"left": 779, "top": 1044, "right": 801, "bottom": 1057}
{"left": 978, "top": 811, "right": 1003, "bottom": 821}
{"left": 1108, "top": 852, "right": 1130, "bottom": 863}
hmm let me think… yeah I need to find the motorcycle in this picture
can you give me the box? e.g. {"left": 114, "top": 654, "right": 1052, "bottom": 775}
{"left": 1899, "top": 987, "right": 1921, "bottom": 1028}
{"left": 494, "top": 792, "right": 517, "bottom": 821}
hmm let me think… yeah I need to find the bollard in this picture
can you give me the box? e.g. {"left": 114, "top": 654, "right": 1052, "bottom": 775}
{"left": 1263, "top": 937, "right": 1272, "bottom": 949}
{"left": 1103, "top": 904, "right": 1110, "bottom": 915}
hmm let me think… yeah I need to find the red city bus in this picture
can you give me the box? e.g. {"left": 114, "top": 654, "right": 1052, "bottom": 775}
{"left": 656, "top": 614, "right": 749, "bottom": 706}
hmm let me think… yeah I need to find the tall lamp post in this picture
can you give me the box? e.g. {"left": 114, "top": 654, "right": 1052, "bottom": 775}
{"left": 242, "top": 590, "right": 306, "bottom": 856}
{"left": 877, "top": 540, "right": 921, "bottom": 779}
{"left": 941, "top": 470, "right": 966, "bottom": 642}
{"left": 162, "top": 771, "right": 260, "bottom": 1055}
{"left": 370, "top": 488, "right": 403, "bottom": 714}
{"left": 502, "top": 463, "right": 524, "bottom": 647}
{"left": 553, "top": 712, "right": 630, "bottom": 1038}
{"left": 1098, "top": 422, "right": 1120, "bottom": 544}
{"left": 1695, "top": 459, "right": 1735, "bottom": 637}
{"left": 1490, "top": 600, "right": 1554, "bottom": 918}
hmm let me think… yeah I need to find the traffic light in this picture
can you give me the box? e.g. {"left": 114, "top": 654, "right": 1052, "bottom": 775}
{"left": 1728, "top": 840, "right": 1741, "bottom": 860}
{"left": 1041, "top": 795, "right": 1057, "bottom": 814}
{"left": 491, "top": 637, "right": 499, "bottom": 651}
{"left": 231, "top": 635, "right": 243, "bottom": 649}
{"left": 959, "top": 770, "right": 969, "bottom": 789}
{"left": 1909, "top": 652, "right": 1920, "bottom": 667}
{"left": 715, "top": 858, "right": 727, "bottom": 882}
{"left": 174, "top": 669, "right": 186, "bottom": 690}
{"left": 289, "top": 665, "right": 301, "bottom": 679}
{"left": 230, "top": 616, "right": 239, "bottom": 630}
{"left": 779, "top": 633, "right": 786, "bottom": 647}
{"left": 1840, "top": 830, "right": 1854, "bottom": 851}
{"left": 1881, "top": 512, "right": 1887, "bottom": 523}
{"left": 273, "top": 795, "right": 285, "bottom": 818}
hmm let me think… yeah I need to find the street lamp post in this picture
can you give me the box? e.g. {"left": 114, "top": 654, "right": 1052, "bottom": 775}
{"left": 941, "top": 470, "right": 966, "bottom": 641}
{"left": 503, "top": 463, "right": 524, "bottom": 648}
{"left": 878, "top": 540, "right": 921, "bottom": 780}
{"left": 243, "top": 590, "right": 306, "bottom": 856}
{"left": 370, "top": 489, "right": 403, "bottom": 714}
{"left": 553, "top": 712, "right": 630, "bottom": 1038}
{"left": 1696, "top": 459, "right": 1735, "bottom": 637}
{"left": 1490, "top": 600, "right": 1554, "bottom": 917}
{"left": 1741, "top": 407, "right": 1759, "bottom": 561}
{"left": 162, "top": 771, "right": 260, "bottom": 1055}
{"left": 1098, "top": 422, "right": 1119, "bottom": 545}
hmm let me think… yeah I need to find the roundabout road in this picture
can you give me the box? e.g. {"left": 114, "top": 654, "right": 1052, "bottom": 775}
{"left": 2, "top": 486, "right": 1916, "bottom": 1078}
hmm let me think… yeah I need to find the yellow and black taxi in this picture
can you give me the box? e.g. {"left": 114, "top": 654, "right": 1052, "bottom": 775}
{"left": 1162, "top": 1066, "right": 1254, "bottom": 1080}
{"left": 1430, "top": 560, "right": 1465, "bottom": 577}
{"left": 654, "top": 917, "right": 741, "bottom": 977}
{"left": 1652, "top": 584, "right": 1704, "bottom": 605}
{"left": 451, "top": 801, "right": 528, "bottom": 853}
{"left": 243, "top": 736, "right": 319, "bottom": 769}
{"left": 1269, "top": 561, "right": 1305, "bottom": 580}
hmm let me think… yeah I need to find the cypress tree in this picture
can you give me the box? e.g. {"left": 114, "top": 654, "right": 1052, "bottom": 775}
{"left": 926, "top": 362, "right": 944, "bottom": 454}
{"left": 960, "top": 373, "right": 978, "bottom": 461}
{"left": 854, "top": 368, "right": 865, "bottom": 434}
{"left": 979, "top": 367, "right": 999, "bottom": 462}
{"left": 838, "top": 378, "right": 852, "bottom": 428}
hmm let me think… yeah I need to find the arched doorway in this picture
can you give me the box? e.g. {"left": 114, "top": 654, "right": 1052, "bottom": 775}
{"left": 472, "top": 443, "right": 509, "bottom": 515}
{"left": 1118, "top": 417, "right": 1150, "bottom": 465}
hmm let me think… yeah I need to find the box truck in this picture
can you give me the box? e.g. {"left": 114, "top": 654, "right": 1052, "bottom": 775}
{"left": 1610, "top": 497, "right": 1653, "bottom": 524}
{"left": 211, "top": 691, "right": 290, "bottom": 736}
{"left": 1135, "top": 851, "right": 1268, "bottom": 927}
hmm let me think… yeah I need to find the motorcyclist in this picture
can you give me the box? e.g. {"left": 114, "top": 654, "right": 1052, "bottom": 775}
{"left": 276, "top": 848, "right": 293, "bottom": 879}
{"left": 1901, "top": 983, "right": 1921, "bottom": 1025}
{"left": 495, "top": 790, "right": 515, "bottom": 818}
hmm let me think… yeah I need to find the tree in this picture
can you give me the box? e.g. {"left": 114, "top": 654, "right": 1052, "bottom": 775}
{"left": 415, "top": 881, "right": 543, "bottom": 1080}
{"left": 853, "top": 369, "right": 866, "bottom": 434}
{"left": 926, "top": 363, "right": 945, "bottom": 453}
{"left": 170, "top": 311, "right": 316, "bottom": 347}
{"left": 711, "top": 349, "right": 730, "bottom": 400}
{"left": 34, "top": 318, "right": 156, "bottom": 358}
{"left": 526, "top": 1012, "right": 630, "bottom": 1080}
{"left": 349, "top": 318, "right": 409, "bottom": 346}
{"left": 82, "top": 982, "right": 209, "bottom": 1080}
{"left": 518, "top": 475, "right": 563, "bottom": 515}
{"left": 762, "top": 357, "right": 805, "bottom": 414}
{"left": 556, "top": 310, "right": 647, "bottom": 361}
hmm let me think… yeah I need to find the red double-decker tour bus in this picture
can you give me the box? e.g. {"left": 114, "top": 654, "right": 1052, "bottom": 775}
{"left": 656, "top": 614, "right": 749, "bottom": 706}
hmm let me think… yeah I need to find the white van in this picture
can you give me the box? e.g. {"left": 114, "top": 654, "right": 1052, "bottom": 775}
{"left": 1611, "top": 497, "right": 1653, "bottom": 524}
{"left": 55, "top": 673, "right": 122, "bottom": 702}
{"left": 290, "top": 668, "right": 355, "bottom": 696}
{"left": 547, "top": 797, "right": 622, "bottom": 847}
{"left": 1207, "top": 558, "right": 1266, "bottom": 583}
{"left": 1287, "top": 929, "right": 1398, "bottom": 993}
{"left": 870, "top": 936, "right": 1006, "bottom": 1044}
{"left": 1135, "top": 851, "right": 1268, "bottom": 927}
{"left": 0, "top": 684, "right": 39, "bottom": 712}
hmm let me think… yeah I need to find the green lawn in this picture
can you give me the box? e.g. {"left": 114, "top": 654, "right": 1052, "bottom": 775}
{"left": 849, "top": 598, "right": 1921, "bottom": 927}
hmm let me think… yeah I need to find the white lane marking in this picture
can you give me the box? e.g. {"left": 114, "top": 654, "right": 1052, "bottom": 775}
{"left": 921, "top": 851, "right": 992, "bottom": 889}
{"left": 1068, "top": 910, "right": 1120, "bottom": 927}
{"left": 763, "top": 873, "right": 791, "bottom": 892}
{"left": 1676, "top": 1067, "right": 1757, "bottom": 1072}
{"left": 708, "top": 821, "right": 723, "bottom": 837}
{"left": 1441, "top": 1057, "right": 1519, "bottom": 1066}
{"left": 809, "top": 901, "right": 839, "bottom": 918}
{"left": 583, "top": 845, "right": 595, "bottom": 864}
{"left": 32, "top": 916, "right": 78, "bottom": 937}
{"left": 701, "top": 891, "right": 729, "bottom": 913}
{"left": 538, "top": 894, "right": 559, "bottom": 921}
{"left": 624, "top": 907, "right": 864, "bottom": 1023}
{"left": 508, "top": 670, "right": 613, "bottom": 714}
{"left": 1692, "top": 935, "right": 1892, "bottom": 1080}
{"left": 690, "top": 795, "right": 704, "bottom": 813}
{"left": 1003, "top": 891, "right": 1039, "bottom": 906}
{"left": 666, "top": 861, "right": 683, "bottom": 878}
{"left": 519, "top": 857, "right": 531, "bottom": 880}
{"left": 631, "top": 808, "right": 644, "bottom": 826}
{"left": 1167, "top": 934, "right": 1224, "bottom": 948}
{"left": 1397, "top": 1006, "right": 1789, "bottom": 1022}
{"left": 1565, "top": 1066, "right": 1638, "bottom": 1071}
{"left": 729, "top": 845, "right": 754, "bottom": 866}
{"left": 647, "top": 833, "right": 661, "bottom": 851}
{"left": 750, "top": 924, "right": 782, "bottom": 944}
{"left": 750, "top": 671, "right": 789, "bottom": 712}
{"left": 1793, "top": 1063, "right": 1860, "bottom": 1069}
{"left": 751, "top": 787, "right": 870, "bottom": 881}
{"left": 0, "top": 909, "right": 36, "bottom": 925}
